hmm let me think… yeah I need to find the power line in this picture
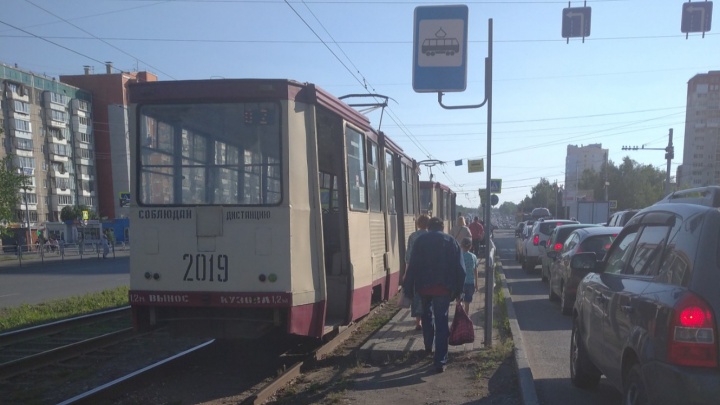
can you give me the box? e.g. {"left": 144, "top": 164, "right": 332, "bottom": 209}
{"left": 23, "top": 0, "right": 177, "bottom": 79}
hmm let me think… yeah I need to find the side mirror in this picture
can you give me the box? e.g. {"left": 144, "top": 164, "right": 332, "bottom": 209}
{"left": 570, "top": 252, "right": 599, "bottom": 274}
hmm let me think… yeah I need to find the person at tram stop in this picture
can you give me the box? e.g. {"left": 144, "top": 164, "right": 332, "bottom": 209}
{"left": 101, "top": 233, "right": 110, "bottom": 259}
{"left": 467, "top": 216, "right": 485, "bottom": 257}
{"left": 461, "top": 237, "right": 479, "bottom": 314}
{"left": 449, "top": 215, "right": 472, "bottom": 245}
{"left": 404, "top": 214, "right": 430, "bottom": 331}
{"left": 403, "top": 216, "right": 466, "bottom": 373}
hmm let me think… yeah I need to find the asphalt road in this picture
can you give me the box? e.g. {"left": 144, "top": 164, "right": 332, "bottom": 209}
{"left": 494, "top": 229, "right": 621, "bottom": 405}
{"left": 0, "top": 253, "right": 129, "bottom": 308}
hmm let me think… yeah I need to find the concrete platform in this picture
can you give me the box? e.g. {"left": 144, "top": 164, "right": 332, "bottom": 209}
{"left": 359, "top": 269, "right": 488, "bottom": 364}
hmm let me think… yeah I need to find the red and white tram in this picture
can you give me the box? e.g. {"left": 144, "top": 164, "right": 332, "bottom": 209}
{"left": 127, "top": 79, "right": 441, "bottom": 339}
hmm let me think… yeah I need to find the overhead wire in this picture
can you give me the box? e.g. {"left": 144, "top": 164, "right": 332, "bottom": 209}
{"left": 23, "top": 0, "right": 177, "bottom": 79}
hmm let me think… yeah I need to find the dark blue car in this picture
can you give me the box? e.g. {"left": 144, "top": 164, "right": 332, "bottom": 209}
{"left": 570, "top": 188, "right": 720, "bottom": 404}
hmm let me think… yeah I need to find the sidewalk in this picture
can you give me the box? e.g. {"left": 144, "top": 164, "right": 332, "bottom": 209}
{"left": 358, "top": 269, "right": 489, "bottom": 364}
{"left": 344, "top": 252, "right": 526, "bottom": 405}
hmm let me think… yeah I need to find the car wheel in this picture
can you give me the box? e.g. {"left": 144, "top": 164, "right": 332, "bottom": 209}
{"left": 570, "top": 318, "right": 601, "bottom": 389}
{"left": 522, "top": 259, "right": 533, "bottom": 272}
{"left": 560, "top": 282, "right": 572, "bottom": 315}
{"left": 623, "top": 363, "right": 648, "bottom": 405}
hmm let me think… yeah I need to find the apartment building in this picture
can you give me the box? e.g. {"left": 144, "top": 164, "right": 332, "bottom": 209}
{"left": 677, "top": 71, "right": 720, "bottom": 188}
{"left": 0, "top": 63, "right": 96, "bottom": 232}
{"left": 60, "top": 63, "right": 157, "bottom": 219}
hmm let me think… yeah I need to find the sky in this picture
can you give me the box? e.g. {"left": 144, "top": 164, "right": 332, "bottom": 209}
{"left": 1, "top": 0, "right": 718, "bottom": 208}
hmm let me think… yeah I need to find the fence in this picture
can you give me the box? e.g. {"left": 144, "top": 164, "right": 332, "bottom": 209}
{"left": 0, "top": 241, "right": 130, "bottom": 266}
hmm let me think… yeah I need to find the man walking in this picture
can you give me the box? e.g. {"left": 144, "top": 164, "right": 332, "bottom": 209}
{"left": 403, "top": 217, "right": 466, "bottom": 373}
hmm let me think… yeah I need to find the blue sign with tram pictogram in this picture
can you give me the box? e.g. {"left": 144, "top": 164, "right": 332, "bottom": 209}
{"left": 413, "top": 5, "right": 468, "bottom": 92}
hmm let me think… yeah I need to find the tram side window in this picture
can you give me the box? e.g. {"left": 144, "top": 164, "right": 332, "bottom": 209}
{"left": 385, "top": 152, "right": 396, "bottom": 214}
{"left": 319, "top": 172, "right": 338, "bottom": 212}
{"left": 346, "top": 127, "right": 367, "bottom": 211}
{"left": 402, "top": 164, "right": 414, "bottom": 215}
{"left": 367, "top": 140, "right": 381, "bottom": 212}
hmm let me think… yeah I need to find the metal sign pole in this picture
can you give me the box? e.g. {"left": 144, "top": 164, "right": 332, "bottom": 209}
{"left": 483, "top": 19, "right": 494, "bottom": 347}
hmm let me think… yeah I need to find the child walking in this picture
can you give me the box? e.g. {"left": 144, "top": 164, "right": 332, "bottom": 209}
{"left": 460, "top": 237, "right": 478, "bottom": 314}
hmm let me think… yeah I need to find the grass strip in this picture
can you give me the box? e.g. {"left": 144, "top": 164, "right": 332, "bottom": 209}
{"left": 0, "top": 286, "right": 129, "bottom": 332}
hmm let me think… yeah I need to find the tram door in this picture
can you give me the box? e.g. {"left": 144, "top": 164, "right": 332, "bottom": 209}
{"left": 316, "top": 111, "right": 350, "bottom": 325}
{"left": 384, "top": 151, "right": 400, "bottom": 297}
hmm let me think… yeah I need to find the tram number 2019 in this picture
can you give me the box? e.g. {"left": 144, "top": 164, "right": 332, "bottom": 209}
{"left": 183, "top": 254, "right": 229, "bottom": 282}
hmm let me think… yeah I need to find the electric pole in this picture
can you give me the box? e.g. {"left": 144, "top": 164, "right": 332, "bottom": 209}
{"left": 622, "top": 128, "right": 674, "bottom": 196}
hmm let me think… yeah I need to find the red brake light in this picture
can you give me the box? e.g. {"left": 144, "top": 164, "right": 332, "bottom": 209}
{"left": 533, "top": 235, "right": 539, "bottom": 246}
{"left": 554, "top": 243, "right": 563, "bottom": 251}
{"left": 680, "top": 306, "right": 708, "bottom": 328}
{"left": 668, "top": 292, "right": 717, "bottom": 368}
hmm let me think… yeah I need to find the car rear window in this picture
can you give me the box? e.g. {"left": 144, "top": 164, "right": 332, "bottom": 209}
{"left": 539, "top": 221, "right": 576, "bottom": 235}
{"left": 578, "top": 235, "right": 616, "bottom": 258}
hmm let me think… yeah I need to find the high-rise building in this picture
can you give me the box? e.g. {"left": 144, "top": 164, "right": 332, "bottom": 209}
{"left": 1, "top": 63, "right": 95, "bottom": 231}
{"left": 563, "top": 143, "right": 608, "bottom": 219}
{"left": 60, "top": 63, "right": 157, "bottom": 219}
{"left": 677, "top": 71, "right": 720, "bottom": 188}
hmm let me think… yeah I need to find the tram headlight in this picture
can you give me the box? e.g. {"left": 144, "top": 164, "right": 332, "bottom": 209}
{"left": 153, "top": 273, "right": 160, "bottom": 280}
{"left": 258, "top": 274, "right": 267, "bottom": 282}
{"left": 268, "top": 273, "right": 277, "bottom": 283}
{"left": 144, "top": 272, "right": 152, "bottom": 280}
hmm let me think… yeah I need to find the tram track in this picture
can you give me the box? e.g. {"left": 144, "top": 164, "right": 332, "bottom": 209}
{"left": 0, "top": 308, "right": 212, "bottom": 405}
{"left": 0, "top": 307, "right": 133, "bottom": 379}
{"left": 0, "top": 301, "right": 392, "bottom": 404}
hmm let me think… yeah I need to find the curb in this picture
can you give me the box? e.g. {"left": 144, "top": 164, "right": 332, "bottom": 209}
{"left": 498, "top": 262, "right": 539, "bottom": 405}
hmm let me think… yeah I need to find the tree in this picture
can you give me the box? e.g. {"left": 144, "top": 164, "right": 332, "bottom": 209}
{"left": 60, "top": 205, "right": 98, "bottom": 222}
{"left": 523, "top": 178, "right": 563, "bottom": 217}
{"left": 498, "top": 201, "right": 517, "bottom": 216}
{"left": 0, "top": 154, "right": 30, "bottom": 237}
{"left": 579, "top": 156, "right": 665, "bottom": 210}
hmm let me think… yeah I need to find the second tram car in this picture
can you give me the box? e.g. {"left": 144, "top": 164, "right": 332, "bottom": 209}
{"left": 419, "top": 181, "right": 457, "bottom": 232}
{"left": 127, "top": 79, "right": 433, "bottom": 339}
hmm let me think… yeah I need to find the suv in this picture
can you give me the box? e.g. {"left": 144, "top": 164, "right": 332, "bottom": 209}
{"left": 570, "top": 187, "right": 720, "bottom": 404}
{"left": 522, "top": 219, "right": 578, "bottom": 272}
{"left": 531, "top": 207, "right": 551, "bottom": 220}
{"left": 606, "top": 209, "right": 639, "bottom": 227}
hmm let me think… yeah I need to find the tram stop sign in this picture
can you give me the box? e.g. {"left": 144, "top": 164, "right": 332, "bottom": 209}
{"left": 413, "top": 5, "right": 469, "bottom": 92}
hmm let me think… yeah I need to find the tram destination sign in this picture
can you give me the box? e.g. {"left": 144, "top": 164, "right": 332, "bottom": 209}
{"left": 413, "top": 5, "right": 469, "bottom": 92}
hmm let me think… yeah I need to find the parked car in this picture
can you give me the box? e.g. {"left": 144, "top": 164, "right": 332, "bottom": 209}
{"left": 515, "top": 219, "right": 534, "bottom": 263}
{"left": 546, "top": 226, "right": 620, "bottom": 314}
{"left": 539, "top": 223, "right": 600, "bottom": 282}
{"left": 522, "top": 219, "right": 578, "bottom": 272}
{"left": 606, "top": 209, "right": 639, "bottom": 227}
{"left": 570, "top": 191, "right": 720, "bottom": 404}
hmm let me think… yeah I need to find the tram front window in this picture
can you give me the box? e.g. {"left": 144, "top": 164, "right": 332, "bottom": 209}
{"left": 138, "top": 102, "right": 282, "bottom": 206}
